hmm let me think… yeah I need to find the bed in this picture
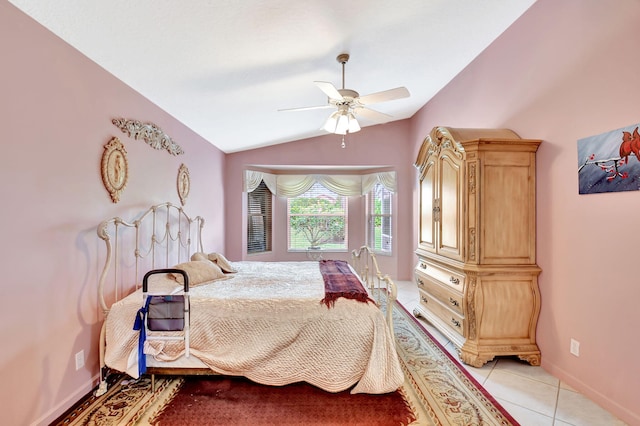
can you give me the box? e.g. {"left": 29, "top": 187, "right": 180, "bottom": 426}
{"left": 96, "top": 202, "right": 403, "bottom": 396}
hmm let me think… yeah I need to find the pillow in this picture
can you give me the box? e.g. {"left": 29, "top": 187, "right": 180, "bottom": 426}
{"left": 190, "top": 252, "right": 209, "bottom": 262}
{"left": 170, "top": 260, "right": 226, "bottom": 287}
{"left": 207, "top": 252, "right": 237, "bottom": 273}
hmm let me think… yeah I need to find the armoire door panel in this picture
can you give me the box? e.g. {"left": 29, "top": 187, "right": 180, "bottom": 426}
{"left": 438, "top": 154, "right": 463, "bottom": 260}
{"left": 419, "top": 163, "right": 436, "bottom": 252}
{"left": 482, "top": 164, "right": 534, "bottom": 264}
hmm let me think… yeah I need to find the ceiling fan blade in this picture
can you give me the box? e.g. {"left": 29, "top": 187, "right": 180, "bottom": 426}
{"left": 358, "top": 87, "right": 410, "bottom": 105}
{"left": 353, "top": 107, "right": 393, "bottom": 123}
{"left": 278, "top": 104, "right": 332, "bottom": 112}
{"left": 314, "top": 81, "right": 343, "bottom": 100}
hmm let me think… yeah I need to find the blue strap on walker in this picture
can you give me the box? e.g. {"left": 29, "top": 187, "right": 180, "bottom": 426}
{"left": 132, "top": 296, "right": 151, "bottom": 376}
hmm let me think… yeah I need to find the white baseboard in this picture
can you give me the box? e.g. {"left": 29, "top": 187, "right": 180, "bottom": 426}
{"left": 30, "top": 373, "right": 101, "bottom": 426}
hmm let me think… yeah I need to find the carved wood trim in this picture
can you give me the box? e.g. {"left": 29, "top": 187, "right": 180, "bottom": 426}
{"left": 468, "top": 163, "right": 476, "bottom": 194}
{"left": 431, "top": 126, "right": 464, "bottom": 160}
{"left": 414, "top": 135, "right": 439, "bottom": 173}
{"left": 112, "top": 118, "right": 184, "bottom": 156}
{"left": 518, "top": 353, "right": 541, "bottom": 366}
{"left": 465, "top": 273, "right": 477, "bottom": 340}
{"left": 460, "top": 352, "right": 495, "bottom": 368}
{"left": 469, "top": 228, "right": 476, "bottom": 262}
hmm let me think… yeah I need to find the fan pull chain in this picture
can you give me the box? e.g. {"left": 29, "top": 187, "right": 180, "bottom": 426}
{"left": 341, "top": 135, "right": 346, "bottom": 148}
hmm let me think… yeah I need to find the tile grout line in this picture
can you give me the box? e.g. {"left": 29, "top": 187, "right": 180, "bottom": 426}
{"left": 485, "top": 358, "right": 499, "bottom": 387}
{"left": 552, "top": 379, "right": 561, "bottom": 425}
{"left": 497, "top": 396, "right": 556, "bottom": 423}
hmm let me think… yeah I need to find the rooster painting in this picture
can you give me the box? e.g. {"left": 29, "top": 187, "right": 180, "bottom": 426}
{"left": 618, "top": 126, "right": 640, "bottom": 164}
{"left": 578, "top": 123, "right": 640, "bottom": 194}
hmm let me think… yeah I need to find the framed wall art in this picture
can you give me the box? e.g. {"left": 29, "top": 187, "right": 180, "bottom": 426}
{"left": 578, "top": 122, "right": 640, "bottom": 194}
{"left": 177, "top": 163, "right": 190, "bottom": 205}
{"left": 101, "top": 137, "right": 129, "bottom": 203}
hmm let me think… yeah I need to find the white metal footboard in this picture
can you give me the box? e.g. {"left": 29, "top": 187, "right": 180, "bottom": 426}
{"left": 350, "top": 246, "right": 397, "bottom": 342}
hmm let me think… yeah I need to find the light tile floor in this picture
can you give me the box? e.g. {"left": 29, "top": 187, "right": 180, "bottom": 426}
{"left": 393, "top": 280, "right": 627, "bottom": 426}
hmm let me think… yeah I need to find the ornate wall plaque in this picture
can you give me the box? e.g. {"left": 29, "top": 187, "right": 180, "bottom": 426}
{"left": 112, "top": 117, "right": 184, "bottom": 156}
{"left": 101, "top": 137, "right": 129, "bottom": 203}
{"left": 177, "top": 163, "right": 190, "bottom": 206}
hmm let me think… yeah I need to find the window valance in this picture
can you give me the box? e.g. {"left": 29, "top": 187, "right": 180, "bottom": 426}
{"left": 244, "top": 170, "right": 396, "bottom": 197}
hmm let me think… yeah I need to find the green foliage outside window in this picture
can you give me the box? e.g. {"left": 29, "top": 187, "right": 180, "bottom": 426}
{"left": 373, "top": 197, "right": 383, "bottom": 248}
{"left": 288, "top": 191, "right": 346, "bottom": 250}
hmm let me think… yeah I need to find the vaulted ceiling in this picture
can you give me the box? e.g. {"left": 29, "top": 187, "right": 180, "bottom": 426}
{"left": 9, "top": 0, "right": 536, "bottom": 153}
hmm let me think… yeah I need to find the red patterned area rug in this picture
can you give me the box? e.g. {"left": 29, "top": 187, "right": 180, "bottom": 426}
{"left": 150, "top": 376, "right": 415, "bottom": 425}
{"left": 53, "top": 300, "right": 518, "bottom": 425}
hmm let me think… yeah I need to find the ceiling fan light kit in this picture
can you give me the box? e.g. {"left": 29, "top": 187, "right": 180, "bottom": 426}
{"left": 323, "top": 108, "right": 361, "bottom": 135}
{"left": 281, "top": 53, "right": 410, "bottom": 137}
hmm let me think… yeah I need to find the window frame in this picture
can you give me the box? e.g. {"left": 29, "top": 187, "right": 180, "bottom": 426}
{"left": 286, "top": 182, "right": 348, "bottom": 253}
{"left": 366, "top": 182, "right": 393, "bottom": 255}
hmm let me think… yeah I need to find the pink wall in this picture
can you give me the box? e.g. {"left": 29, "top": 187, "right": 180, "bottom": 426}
{"left": 410, "top": 0, "right": 640, "bottom": 423}
{"left": 0, "top": 3, "right": 226, "bottom": 425}
{"left": 5, "top": 0, "right": 640, "bottom": 424}
{"left": 225, "top": 122, "right": 415, "bottom": 280}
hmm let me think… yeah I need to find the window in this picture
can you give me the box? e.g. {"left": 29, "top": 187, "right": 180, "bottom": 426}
{"left": 287, "top": 182, "right": 348, "bottom": 251}
{"left": 247, "top": 180, "right": 272, "bottom": 254}
{"left": 367, "top": 182, "right": 393, "bottom": 254}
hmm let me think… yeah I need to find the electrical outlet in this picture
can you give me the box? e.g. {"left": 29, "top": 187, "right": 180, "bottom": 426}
{"left": 570, "top": 339, "right": 580, "bottom": 357}
{"left": 75, "top": 350, "right": 85, "bottom": 370}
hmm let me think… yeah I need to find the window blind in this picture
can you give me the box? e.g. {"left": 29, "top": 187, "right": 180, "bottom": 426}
{"left": 247, "top": 180, "right": 272, "bottom": 254}
{"left": 367, "top": 183, "right": 393, "bottom": 253}
{"left": 287, "top": 182, "right": 348, "bottom": 251}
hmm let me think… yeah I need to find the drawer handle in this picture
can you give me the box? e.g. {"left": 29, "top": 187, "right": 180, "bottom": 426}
{"left": 420, "top": 262, "right": 427, "bottom": 269}
{"left": 448, "top": 297, "right": 459, "bottom": 307}
{"left": 421, "top": 296, "right": 428, "bottom": 303}
{"left": 450, "top": 276, "right": 460, "bottom": 285}
{"left": 417, "top": 278, "right": 424, "bottom": 287}
{"left": 451, "top": 318, "right": 461, "bottom": 328}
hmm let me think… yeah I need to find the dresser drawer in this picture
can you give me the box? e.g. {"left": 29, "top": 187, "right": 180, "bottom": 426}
{"left": 415, "top": 259, "right": 465, "bottom": 291}
{"left": 415, "top": 274, "right": 463, "bottom": 315}
{"left": 418, "top": 290, "right": 464, "bottom": 337}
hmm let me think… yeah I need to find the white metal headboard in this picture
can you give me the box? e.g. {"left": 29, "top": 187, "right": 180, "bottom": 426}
{"left": 96, "top": 202, "right": 205, "bottom": 316}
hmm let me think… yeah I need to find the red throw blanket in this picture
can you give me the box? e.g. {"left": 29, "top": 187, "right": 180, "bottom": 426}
{"left": 319, "top": 260, "right": 374, "bottom": 308}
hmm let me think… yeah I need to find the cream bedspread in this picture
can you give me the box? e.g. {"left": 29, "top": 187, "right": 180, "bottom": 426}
{"left": 104, "top": 261, "right": 404, "bottom": 394}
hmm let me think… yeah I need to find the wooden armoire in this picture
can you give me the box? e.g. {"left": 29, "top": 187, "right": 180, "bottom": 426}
{"left": 413, "top": 126, "right": 541, "bottom": 367}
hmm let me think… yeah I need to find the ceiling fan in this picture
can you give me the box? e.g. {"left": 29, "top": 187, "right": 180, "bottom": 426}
{"left": 279, "top": 53, "right": 410, "bottom": 135}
